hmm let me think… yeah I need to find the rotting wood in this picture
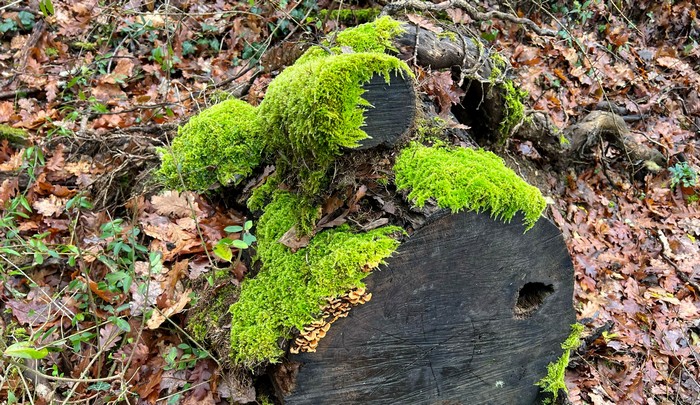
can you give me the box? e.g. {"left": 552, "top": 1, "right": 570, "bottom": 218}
{"left": 274, "top": 210, "right": 575, "bottom": 404}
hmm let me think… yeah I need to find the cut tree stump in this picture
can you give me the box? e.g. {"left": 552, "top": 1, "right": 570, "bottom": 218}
{"left": 274, "top": 211, "right": 575, "bottom": 404}
{"left": 358, "top": 72, "right": 416, "bottom": 149}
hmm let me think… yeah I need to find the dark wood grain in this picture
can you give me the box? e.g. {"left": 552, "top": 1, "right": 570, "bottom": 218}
{"left": 278, "top": 211, "right": 575, "bottom": 404}
{"left": 358, "top": 72, "right": 416, "bottom": 149}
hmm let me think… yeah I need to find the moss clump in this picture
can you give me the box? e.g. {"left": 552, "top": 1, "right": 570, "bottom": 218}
{"left": 393, "top": 142, "right": 546, "bottom": 229}
{"left": 0, "top": 124, "right": 28, "bottom": 145}
{"left": 486, "top": 53, "right": 528, "bottom": 143}
{"left": 158, "top": 17, "right": 410, "bottom": 199}
{"left": 256, "top": 48, "right": 410, "bottom": 196}
{"left": 187, "top": 283, "right": 239, "bottom": 343}
{"left": 318, "top": 8, "right": 381, "bottom": 24}
{"left": 498, "top": 80, "right": 528, "bottom": 141}
{"left": 334, "top": 15, "right": 404, "bottom": 53}
{"left": 229, "top": 191, "right": 401, "bottom": 366}
{"left": 157, "top": 98, "right": 261, "bottom": 191}
{"left": 536, "top": 323, "right": 584, "bottom": 403}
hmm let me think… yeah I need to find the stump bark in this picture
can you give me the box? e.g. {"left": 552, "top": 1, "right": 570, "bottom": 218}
{"left": 274, "top": 211, "right": 575, "bottom": 404}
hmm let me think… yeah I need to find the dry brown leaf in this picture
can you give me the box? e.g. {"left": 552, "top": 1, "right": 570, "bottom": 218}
{"left": 279, "top": 225, "right": 312, "bottom": 252}
{"left": 32, "top": 195, "right": 66, "bottom": 217}
{"left": 0, "top": 178, "right": 18, "bottom": 205}
{"left": 406, "top": 14, "right": 442, "bottom": 34}
{"left": 151, "top": 190, "right": 203, "bottom": 218}
{"left": 91, "top": 83, "right": 127, "bottom": 105}
{"left": 102, "top": 58, "right": 135, "bottom": 85}
{"left": 98, "top": 323, "right": 122, "bottom": 351}
{"left": 146, "top": 288, "right": 191, "bottom": 329}
{"left": 0, "top": 150, "right": 24, "bottom": 171}
{"left": 0, "top": 101, "right": 14, "bottom": 122}
{"left": 64, "top": 160, "right": 94, "bottom": 176}
{"left": 445, "top": 8, "right": 472, "bottom": 24}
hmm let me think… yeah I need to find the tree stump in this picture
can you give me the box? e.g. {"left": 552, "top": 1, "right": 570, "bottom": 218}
{"left": 274, "top": 211, "right": 575, "bottom": 404}
{"left": 359, "top": 72, "right": 416, "bottom": 149}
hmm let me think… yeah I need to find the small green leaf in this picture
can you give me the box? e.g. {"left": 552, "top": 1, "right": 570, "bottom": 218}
{"left": 111, "top": 317, "right": 131, "bottom": 332}
{"left": 18, "top": 11, "right": 34, "bottom": 29}
{"left": 4, "top": 342, "right": 49, "bottom": 360}
{"left": 244, "top": 220, "right": 253, "bottom": 231}
{"left": 242, "top": 233, "right": 257, "bottom": 245}
{"left": 39, "top": 0, "right": 54, "bottom": 17}
{"left": 0, "top": 18, "right": 17, "bottom": 33}
{"left": 232, "top": 239, "right": 249, "bottom": 249}
{"left": 224, "top": 225, "right": 243, "bottom": 233}
{"left": 213, "top": 243, "right": 233, "bottom": 262}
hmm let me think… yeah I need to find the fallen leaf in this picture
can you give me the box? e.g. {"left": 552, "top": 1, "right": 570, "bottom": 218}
{"left": 102, "top": 57, "right": 135, "bottom": 85}
{"left": 151, "top": 190, "right": 203, "bottom": 218}
{"left": 406, "top": 14, "right": 443, "bottom": 34}
{"left": 32, "top": 195, "right": 66, "bottom": 217}
{"left": 98, "top": 323, "right": 122, "bottom": 351}
{"left": 146, "top": 289, "right": 192, "bottom": 329}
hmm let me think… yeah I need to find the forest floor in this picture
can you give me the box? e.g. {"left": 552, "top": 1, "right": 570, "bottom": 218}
{"left": 0, "top": 1, "right": 698, "bottom": 404}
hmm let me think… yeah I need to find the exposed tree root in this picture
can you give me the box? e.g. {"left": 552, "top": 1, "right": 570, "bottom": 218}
{"left": 565, "top": 111, "right": 666, "bottom": 168}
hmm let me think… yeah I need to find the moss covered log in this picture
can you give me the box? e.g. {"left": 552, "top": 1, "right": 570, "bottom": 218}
{"left": 158, "top": 16, "right": 412, "bottom": 196}
{"left": 229, "top": 191, "right": 401, "bottom": 366}
{"left": 158, "top": 16, "right": 557, "bottom": 374}
{"left": 394, "top": 142, "right": 546, "bottom": 229}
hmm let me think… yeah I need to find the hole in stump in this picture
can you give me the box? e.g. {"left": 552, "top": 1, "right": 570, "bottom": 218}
{"left": 514, "top": 282, "right": 554, "bottom": 319}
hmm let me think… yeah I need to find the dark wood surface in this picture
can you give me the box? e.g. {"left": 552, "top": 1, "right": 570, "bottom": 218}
{"left": 278, "top": 211, "right": 575, "bottom": 404}
{"left": 358, "top": 72, "right": 416, "bottom": 149}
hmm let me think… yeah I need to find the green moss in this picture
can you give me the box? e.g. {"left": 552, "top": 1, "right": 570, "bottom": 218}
{"left": 334, "top": 15, "right": 405, "bottom": 53}
{"left": 157, "top": 98, "right": 261, "bottom": 191}
{"left": 318, "top": 8, "right": 381, "bottom": 24}
{"left": 187, "top": 284, "right": 239, "bottom": 343}
{"left": 229, "top": 191, "right": 401, "bottom": 367}
{"left": 247, "top": 174, "right": 280, "bottom": 212}
{"left": 498, "top": 80, "right": 528, "bottom": 141}
{"left": 158, "top": 17, "right": 409, "bottom": 197}
{"left": 536, "top": 324, "right": 584, "bottom": 403}
{"left": 393, "top": 142, "right": 546, "bottom": 229}
{"left": 256, "top": 49, "right": 411, "bottom": 196}
{"left": 416, "top": 116, "right": 449, "bottom": 144}
{"left": 486, "top": 53, "right": 528, "bottom": 143}
{"left": 437, "top": 31, "right": 457, "bottom": 41}
{"left": 0, "top": 124, "right": 28, "bottom": 145}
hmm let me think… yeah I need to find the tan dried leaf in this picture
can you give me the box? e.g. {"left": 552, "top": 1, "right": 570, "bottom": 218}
{"left": 0, "top": 150, "right": 23, "bottom": 171}
{"left": 406, "top": 14, "right": 442, "bottom": 34}
{"left": 0, "top": 101, "right": 14, "bottom": 122}
{"left": 146, "top": 289, "right": 192, "bottom": 329}
{"left": 151, "top": 190, "right": 202, "bottom": 218}
{"left": 45, "top": 144, "right": 65, "bottom": 172}
{"left": 33, "top": 195, "right": 66, "bottom": 217}
{"left": 0, "top": 178, "right": 18, "bottom": 205}
{"left": 102, "top": 58, "right": 135, "bottom": 85}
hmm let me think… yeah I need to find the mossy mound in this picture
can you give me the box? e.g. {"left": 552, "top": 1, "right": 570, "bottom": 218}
{"left": 157, "top": 98, "right": 261, "bottom": 191}
{"left": 334, "top": 14, "right": 404, "bottom": 53}
{"left": 0, "top": 124, "right": 28, "bottom": 145}
{"left": 257, "top": 51, "right": 410, "bottom": 195}
{"left": 257, "top": 17, "right": 410, "bottom": 196}
{"left": 158, "top": 16, "right": 410, "bottom": 196}
{"left": 229, "top": 191, "right": 401, "bottom": 366}
{"left": 393, "top": 142, "right": 546, "bottom": 229}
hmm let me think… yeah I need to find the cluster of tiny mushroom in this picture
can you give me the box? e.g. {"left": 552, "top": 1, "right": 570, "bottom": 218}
{"left": 290, "top": 287, "right": 372, "bottom": 354}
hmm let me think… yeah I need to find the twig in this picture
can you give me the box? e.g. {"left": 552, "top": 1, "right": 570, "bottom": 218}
{"left": 10, "top": 360, "right": 122, "bottom": 384}
{"left": 381, "top": 0, "right": 558, "bottom": 37}
{"left": 0, "top": 88, "right": 38, "bottom": 99}
{"left": 6, "top": 19, "right": 46, "bottom": 86}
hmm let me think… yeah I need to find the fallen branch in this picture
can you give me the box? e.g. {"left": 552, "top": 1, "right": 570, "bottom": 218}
{"left": 380, "top": 0, "right": 558, "bottom": 37}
